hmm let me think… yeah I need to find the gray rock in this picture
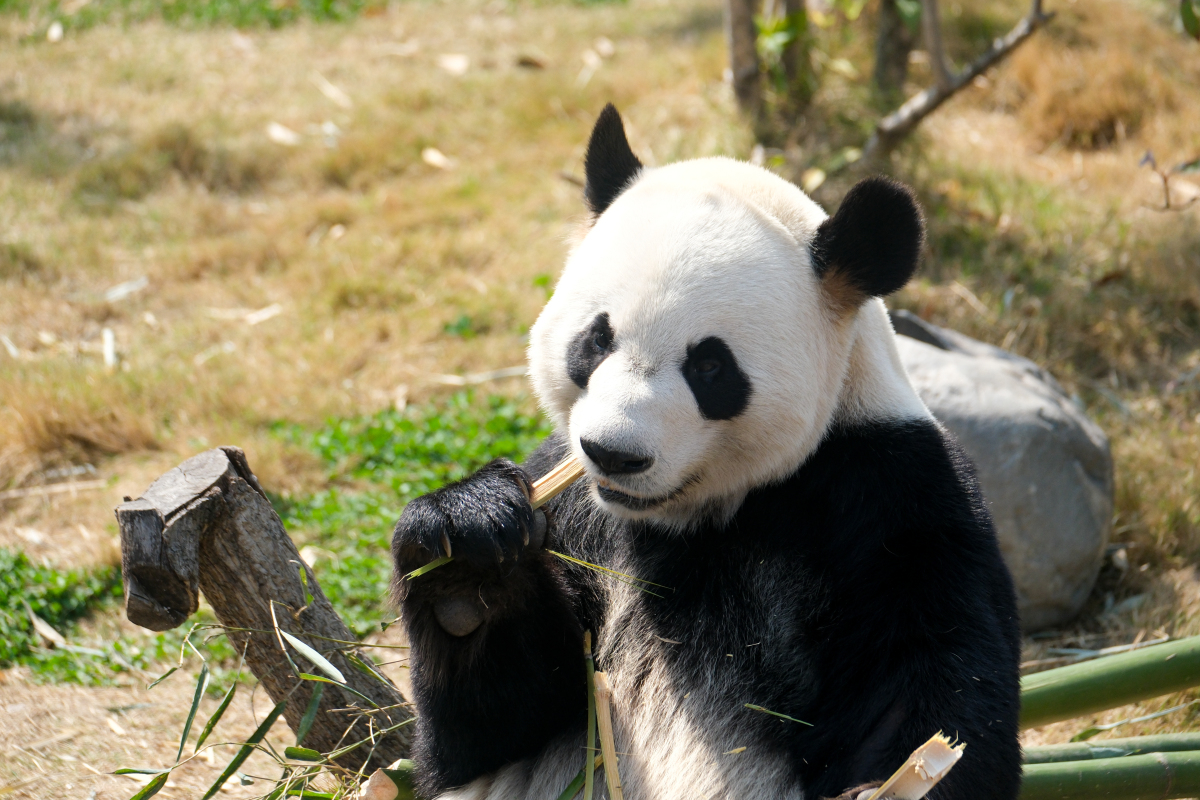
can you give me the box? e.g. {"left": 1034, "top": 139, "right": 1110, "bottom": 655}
{"left": 891, "top": 310, "right": 1114, "bottom": 631}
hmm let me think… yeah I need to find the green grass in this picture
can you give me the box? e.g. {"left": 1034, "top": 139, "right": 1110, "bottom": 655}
{"left": 0, "top": 547, "right": 160, "bottom": 683}
{"left": 0, "top": 547, "right": 121, "bottom": 663}
{"left": 0, "top": 392, "right": 549, "bottom": 683}
{"left": 275, "top": 391, "right": 552, "bottom": 636}
{"left": 1, "top": 0, "right": 388, "bottom": 32}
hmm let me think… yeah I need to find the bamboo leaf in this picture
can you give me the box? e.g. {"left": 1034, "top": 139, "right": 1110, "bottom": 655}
{"left": 177, "top": 663, "right": 210, "bottom": 763}
{"left": 146, "top": 666, "right": 178, "bottom": 689}
{"left": 406, "top": 555, "right": 453, "bottom": 579}
{"left": 346, "top": 651, "right": 391, "bottom": 686}
{"left": 281, "top": 631, "right": 345, "bottom": 684}
{"left": 283, "top": 746, "right": 323, "bottom": 762}
{"left": 194, "top": 682, "right": 237, "bottom": 753}
{"left": 126, "top": 772, "right": 170, "bottom": 800}
{"left": 298, "top": 673, "right": 379, "bottom": 707}
{"left": 114, "top": 769, "right": 168, "bottom": 775}
{"left": 744, "top": 704, "right": 813, "bottom": 726}
{"left": 547, "top": 550, "right": 670, "bottom": 597}
{"left": 296, "top": 562, "right": 315, "bottom": 607}
{"left": 200, "top": 700, "right": 287, "bottom": 800}
{"left": 295, "top": 683, "right": 324, "bottom": 745}
{"left": 1183, "top": 0, "right": 1200, "bottom": 40}
{"left": 1069, "top": 699, "right": 1197, "bottom": 741}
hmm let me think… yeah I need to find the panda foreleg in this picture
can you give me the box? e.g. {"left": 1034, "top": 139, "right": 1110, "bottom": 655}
{"left": 391, "top": 459, "right": 587, "bottom": 798}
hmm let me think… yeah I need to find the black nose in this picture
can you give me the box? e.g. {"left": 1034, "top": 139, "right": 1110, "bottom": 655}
{"left": 580, "top": 438, "right": 654, "bottom": 476}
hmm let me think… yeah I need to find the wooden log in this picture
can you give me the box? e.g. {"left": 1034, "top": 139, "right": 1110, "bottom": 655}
{"left": 116, "top": 446, "right": 413, "bottom": 770}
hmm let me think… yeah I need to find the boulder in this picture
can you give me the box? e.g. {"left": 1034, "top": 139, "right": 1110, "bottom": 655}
{"left": 890, "top": 310, "right": 1114, "bottom": 631}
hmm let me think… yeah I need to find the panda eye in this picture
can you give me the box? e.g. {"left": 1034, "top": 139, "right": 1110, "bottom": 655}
{"left": 592, "top": 329, "right": 611, "bottom": 352}
{"left": 692, "top": 359, "right": 721, "bottom": 381}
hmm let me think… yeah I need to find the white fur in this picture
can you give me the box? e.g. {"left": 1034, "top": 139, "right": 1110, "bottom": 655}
{"left": 528, "top": 157, "right": 930, "bottom": 527}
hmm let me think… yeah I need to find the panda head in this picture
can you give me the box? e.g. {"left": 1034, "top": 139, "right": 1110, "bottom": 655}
{"left": 529, "top": 105, "right": 927, "bottom": 526}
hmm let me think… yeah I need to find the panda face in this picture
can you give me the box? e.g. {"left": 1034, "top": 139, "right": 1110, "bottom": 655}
{"left": 530, "top": 170, "right": 848, "bottom": 523}
{"left": 529, "top": 107, "right": 926, "bottom": 525}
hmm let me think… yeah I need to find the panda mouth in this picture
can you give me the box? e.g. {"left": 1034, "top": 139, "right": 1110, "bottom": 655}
{"left": 593, "top": 478, "right": 689, "bottom": 511}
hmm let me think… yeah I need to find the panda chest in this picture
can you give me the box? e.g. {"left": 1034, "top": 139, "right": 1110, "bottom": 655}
{"left": 591, "top": 547, "right": 823, "bottom": 800}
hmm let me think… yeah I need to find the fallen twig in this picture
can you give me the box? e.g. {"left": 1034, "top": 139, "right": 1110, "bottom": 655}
{"left": 0, "top": 478, "right": 107, "bottom": 501}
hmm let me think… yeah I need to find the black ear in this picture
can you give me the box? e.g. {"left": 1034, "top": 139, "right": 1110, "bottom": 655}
{"left": 811, "top": 177, "right": 925, "bottom": 303}
{"left": 584, "top": 104, "right": 644, "bottom": 216}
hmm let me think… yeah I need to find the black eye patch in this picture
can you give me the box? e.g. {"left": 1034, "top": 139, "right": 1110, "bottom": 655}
{"left": 567, "top": 312, "right": 615, "bottom": 389}
{"left": 683, "top": 337, "right": 752, "bottom": 420}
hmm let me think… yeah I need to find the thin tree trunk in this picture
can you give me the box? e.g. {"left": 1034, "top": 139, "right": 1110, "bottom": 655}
{"left": 874, "top": 0, "right": 916, "bottom": 102}
{"left": 782, "top": 0, "right": 815, "bottom": 109}
{"left": 726, "top": 0, "right": 762, "bottom": 117}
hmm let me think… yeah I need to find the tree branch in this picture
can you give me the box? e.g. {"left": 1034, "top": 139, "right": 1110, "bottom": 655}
{"left": 863, "top": 0, "right": 1053, "bottom": 161}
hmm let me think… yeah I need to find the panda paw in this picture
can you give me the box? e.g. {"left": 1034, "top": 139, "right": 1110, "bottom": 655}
{"left": 392, "top": 458, "right": 541, "bottom": 575}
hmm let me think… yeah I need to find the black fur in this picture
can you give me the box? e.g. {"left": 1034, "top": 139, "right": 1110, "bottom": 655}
{"left": 391, "top": 459, "right": 584, "bottom": 794}
{"left": 391, "top": 421, "right": 1022, "bottom": 799}
{"left": 812, "top": 176, "right": 925, "bottom": 300}
{"left": 683, "top": 336, "right": 753, "bottom": 420}
{"left": 584, "top": 104, "right": 644, "bottom": 216}
{"left": 566, "top": 312, "right": 615, "bottom": 389}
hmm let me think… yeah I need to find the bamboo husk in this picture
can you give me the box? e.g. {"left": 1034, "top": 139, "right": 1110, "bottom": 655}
{"left": 593, "top": 671, "right": 624, "bottom": 800}
{"left": 1021, "top": 636, "right": 1200, "bottom": 729}
{"left": 864, "top": 733, "right": 964, "bottom": 800}
{"left": 1019, "top": 751, "right": 1200, "bottom": 799}
{"left": 1024, "top": 732, "right": 1200, "bottom": 764}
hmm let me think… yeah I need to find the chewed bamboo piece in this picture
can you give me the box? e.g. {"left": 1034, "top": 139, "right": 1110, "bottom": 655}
{"left": 593, "top": 671, "right": 625, "bottom": 800}
{"left": 864, "top": 733, "right": 964, "bottom": 800}
{"left": 405, "top": 456, "right": 585, "bottom": 579}
{"left": 531, "top": 456, "right": 587, "bottom": 509}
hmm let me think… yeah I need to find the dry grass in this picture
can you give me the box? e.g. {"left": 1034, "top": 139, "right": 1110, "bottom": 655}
{"left": 0, "top": 0, "right": 1198, "bottom": 776}
{"left": 1005, "top": 0, "right": 1186, "bottom": 149}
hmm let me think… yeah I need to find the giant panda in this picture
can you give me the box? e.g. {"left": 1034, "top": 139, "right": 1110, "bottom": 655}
{"left": 391, "top": 104, "right": 1022, "bottom": 800}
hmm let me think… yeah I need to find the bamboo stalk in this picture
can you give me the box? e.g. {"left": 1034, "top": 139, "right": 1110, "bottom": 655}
{"left": 1025, "top": 733, "right": 1200, "bottom": 764}
{"left": 555, "top": 756, "right": 604, "bottom": 800}
{"left": 864, "top": 733, "right": 964, "bottom": 800}
{"left": 593, "top": 671, "right": 624, "bottom": 800}
{"left": 531, "top": 457, "right": 586, "bottom": 509}
{"left": 584, "top": 632, "right": 598, "bottom": 800}
{"left": 1019, "top": 751, "right": 1200, "bottom": 799}
{"left": 1021, "top": 636, "right": 1200, "bottom": 729}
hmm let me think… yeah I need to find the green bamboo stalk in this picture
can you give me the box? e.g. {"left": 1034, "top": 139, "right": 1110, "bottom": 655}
{"left": 1019, "top": 751, "right": 1200, "bottom": 799}
{"left": 1021, "top": 636, "right": 1200, "bottom": 729}
{"left": 1025, "top": 733, "right": 1200, "bottom": 764}
{"left": 584, "top": 631, "right": 598, "bottom": 800}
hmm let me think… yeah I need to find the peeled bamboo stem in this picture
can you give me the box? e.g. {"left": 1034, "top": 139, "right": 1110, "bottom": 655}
{"left": 531, "top": 457, "right": 586, "bottom": 509}
{"left": 864, "top": 733, "right": 963, "bottom": 800}
{"left": 593, "top": 671, "right": 624, "bottom": 800}
{"left": 1021, "top": 637, "right": 1200, "bottom": 729}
